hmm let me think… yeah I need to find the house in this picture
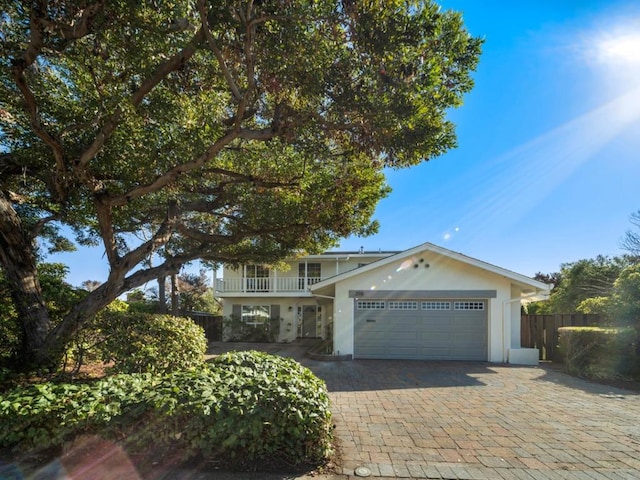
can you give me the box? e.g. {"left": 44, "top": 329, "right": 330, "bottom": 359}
{"left": 215, "top": 242, "right": 550, "bottom": 364}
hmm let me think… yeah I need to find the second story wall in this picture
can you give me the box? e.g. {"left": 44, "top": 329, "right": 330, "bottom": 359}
{"left": 218, "top": 251, "right": 398, "bottom": 295}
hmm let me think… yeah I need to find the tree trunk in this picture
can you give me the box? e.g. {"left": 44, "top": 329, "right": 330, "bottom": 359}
{"left": 158, "top": 275, "right": 167, "bottom": 313}
{"left": 171, "top": 273, "right": 179, "bottom": 316}
{"left": 0, "top": 192, "right": 51, "bottom": 367}
{"left": 41, "top": 262, "right": 187, "bottom": 367}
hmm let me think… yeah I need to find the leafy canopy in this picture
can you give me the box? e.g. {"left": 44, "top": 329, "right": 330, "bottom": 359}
{"left": 2, "top": 1, "right": 481, "bottom": 266}
{"left": 0, "top": 0, "right": 481, "bottom": 366}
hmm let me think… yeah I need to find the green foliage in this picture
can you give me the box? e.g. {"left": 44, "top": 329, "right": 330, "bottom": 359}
{"left": 95, "top": 311, "right": 207, "bottom": 374}
{"left": 570, "top": 263, "right": 640, "bottom": 327}
{"left": 0, "top": 263, "right": 86, "bottom": 364}
{"left": 177, "top": 270, "right": 213, "bottom": 312}
{"left": 558, "top": 327, "right": 639, "bottom": 380}
{"left": 537, "top": 256, "right": 633, "bottom": 315}
{"left": 610, "top": 264, "right": 640, "bottom": 327}
{"left": 0, "top": 352, "right": 333, "bottom": 468}
{"left": 2, "top": 0, "right": 482, "bottom": 367}
{"left": 63, "top": 300, "right": 130, "bottom": 374}
{"left": 577, "top": 296, "right": 614, "bottom": 317}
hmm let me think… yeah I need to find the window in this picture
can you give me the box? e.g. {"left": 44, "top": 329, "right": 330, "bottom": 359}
{"left": 422, "top": 301, "right": 451, "bottom": 310}
{"left": 242, "top": 305, "right": 270, "bottom": 327}
{"left": 247, "top": 265, "right": 269, "bottom": 277}
{"left": 298, "top": 262, "right": 321, "bottom": 289}
{"left": 356, "top": 300, "right": 385, "bottom": 310}
{"left": 388, "top": 301, "right": 418, "bottom": 310}
{"left": 246, "top": 265, "right": 269, "bottom": 292}
{"left": 454, "top": 301, "right": 484, "bottom": 310}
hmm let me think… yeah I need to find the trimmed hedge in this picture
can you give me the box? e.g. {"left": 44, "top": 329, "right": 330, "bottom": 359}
{"left": 0, "top": 351, "right": 333, "bottom": 468}
{"left": 558, "top": 326, "right": 639, "bottom": 379}
{"left": 95, "top": 311, "right": 208, "bottom": 374}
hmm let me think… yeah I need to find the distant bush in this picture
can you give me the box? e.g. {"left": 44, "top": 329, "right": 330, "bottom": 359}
{"left": 0, "top": 352, "right": 333, "bottom": 469}
{"left": 558, "top": 326, "right": 639, "bottom": 379}
{"left": 96, "top": 311, "right": 207, "bottom": 374}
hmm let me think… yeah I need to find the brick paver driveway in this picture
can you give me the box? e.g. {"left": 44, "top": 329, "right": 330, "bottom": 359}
{"left": 303, "top": 359, "right": 640, "bottom": 479}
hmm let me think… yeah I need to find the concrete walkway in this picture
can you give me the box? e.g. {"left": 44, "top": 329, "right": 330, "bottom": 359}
{"left": 205, "top": 342, "right": 640, "bottom": 479}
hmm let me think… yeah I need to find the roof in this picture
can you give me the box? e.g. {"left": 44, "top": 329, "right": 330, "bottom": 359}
{"left": 310, "top": 242, "right": 551, "bottom": 295}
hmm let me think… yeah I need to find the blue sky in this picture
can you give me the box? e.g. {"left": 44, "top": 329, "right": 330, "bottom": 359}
{"left": 337, "top": 0, "right": 640, "bottom": 277}
{"left": 51, "top": 0, "right": 640, "bottom": 287}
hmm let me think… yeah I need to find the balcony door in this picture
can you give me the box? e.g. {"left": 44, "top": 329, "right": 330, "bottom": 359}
{"left": 298, "top": 262, "right": 321, "bottom": 290}
{"left": 246, "top": 265, "right": 269, "bottom": 292}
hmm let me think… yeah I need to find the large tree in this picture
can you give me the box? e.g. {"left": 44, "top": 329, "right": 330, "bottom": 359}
{"left": 0, "top": 1, "right": 481, "bottom": 368}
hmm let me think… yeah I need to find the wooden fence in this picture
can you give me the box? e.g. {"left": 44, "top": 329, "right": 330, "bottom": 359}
{"left": 188, "top": 313, "right": 223, "bottom": 341}
{"left": 521, "top": 314, "right": 602, "bottom": 362}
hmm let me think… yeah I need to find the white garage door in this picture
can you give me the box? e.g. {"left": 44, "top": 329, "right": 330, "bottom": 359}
{"left": 354, "top": 299, "right": 488, "bottom": 360}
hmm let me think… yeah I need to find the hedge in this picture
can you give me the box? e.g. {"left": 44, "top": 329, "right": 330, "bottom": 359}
{"left": 0, "top": 351, "right": 333, "bottom": 469}
{"left": 558, "top": 326, "right": 639, "bottom": 379}
{"left": 94, "top": 311, "right": 208, "bottom": 374}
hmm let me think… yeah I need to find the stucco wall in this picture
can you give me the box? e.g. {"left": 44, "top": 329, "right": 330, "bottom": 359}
{"left": 221, "top": 297, "right": 326, "bottom": 342}
{"left": 331, "top": 250, "right": 518, "bottom": 362}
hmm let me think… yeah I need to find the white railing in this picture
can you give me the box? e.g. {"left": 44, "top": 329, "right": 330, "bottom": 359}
{"left": 215, "top": 277, "right": 323, "bottom": 293}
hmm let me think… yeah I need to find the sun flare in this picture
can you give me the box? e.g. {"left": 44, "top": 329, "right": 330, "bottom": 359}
{"left": 595, "top": 31, "right": 640, "bottom": 66}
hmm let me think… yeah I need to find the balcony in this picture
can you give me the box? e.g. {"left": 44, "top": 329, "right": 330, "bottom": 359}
{"left": 215, "top": 276, "right": 323, "bottom": 295}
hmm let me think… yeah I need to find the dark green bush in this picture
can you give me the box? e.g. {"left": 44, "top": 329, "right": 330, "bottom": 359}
{"left": 558, "top": 326, "right": 639, "bottom": 379}
{"left": 0, "top": 352, "right": 333, "bottom": 469}
{"left": 96, "top": 311, "right": 207, "bottom": 373}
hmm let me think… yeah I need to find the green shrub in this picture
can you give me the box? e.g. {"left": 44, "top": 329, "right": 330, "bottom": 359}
{"left": 96, "top": 311, "right": 207, "bottom": 374}
{"left": 0, "top": 352, "right": 333, "bottom": 469}
{"left": 558, "top": 326, "right": 639, "bottom": 379}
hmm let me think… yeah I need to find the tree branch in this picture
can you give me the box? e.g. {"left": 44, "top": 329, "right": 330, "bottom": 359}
{"left": 75, "top": 28, "right": 206, "bottom": 176}
{"left": 11, "top": 4, "right": 65, "bottom": 196}
{"left": 198, "top": 0, "right": 242, "bottom": 101}
{"left": 115, "top": 201, "right": 179, "bottom": 271}
{"left": 105, "top": 129, "right": 239, "bottom": 206}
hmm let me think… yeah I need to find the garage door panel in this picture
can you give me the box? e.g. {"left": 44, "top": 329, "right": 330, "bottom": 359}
{"left": 390, "top": 346, "right": 420, "bottom": 356}
{"left": 396, "top": 313, "right": 420, "bottom": 329}
{"left": 354, "top": 298, "right": 487, "bottom": 360}
{"left": 454, "top": 317, "right": 484, "bottom": 328}
{"left": 357, "top": 346, "right": 389, "bottom": 357}
{"left": 418, "top": 349, "right": 454, "bottom": 360}
{"left": 389, "top": 332, "right": 420, "bottom": 343}
{"left": 355, "top": 332, "right": 386, "bottom": 344}
{"left": 452, "top": 343, "right": 485, "bottom": 358}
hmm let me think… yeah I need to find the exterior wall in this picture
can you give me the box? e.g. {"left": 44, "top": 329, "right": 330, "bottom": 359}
{"left": 510, "top": 285, "right": 523, "bottom": 347}
{"left": 218, "top": 253, "right": 392, "bottom": 293}
{"left": 221, "top": 296, "right": 327, "bottom": 342}
{"left": 331, "top": 250, "right": 516, "bottom": 362}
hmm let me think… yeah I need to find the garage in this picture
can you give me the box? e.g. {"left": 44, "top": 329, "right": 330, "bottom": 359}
{"left": 354, "top": 298, "right": 488, "bottom": 360}
{"left": 309, "top": 242, "right": 550, "bottom": 364}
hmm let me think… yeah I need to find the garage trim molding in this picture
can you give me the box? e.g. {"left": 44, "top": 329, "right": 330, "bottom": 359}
{"left": 348, "top": 289, "right": 497, "bottom": 299}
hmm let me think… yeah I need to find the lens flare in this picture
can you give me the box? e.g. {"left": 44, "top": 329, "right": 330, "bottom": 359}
{"left": 396, "top": 259, "right": 414, "bottom": 272}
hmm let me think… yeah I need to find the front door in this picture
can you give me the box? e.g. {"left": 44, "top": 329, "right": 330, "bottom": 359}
{"left": 301, "top": 305, "right": 317, "bottom": 337}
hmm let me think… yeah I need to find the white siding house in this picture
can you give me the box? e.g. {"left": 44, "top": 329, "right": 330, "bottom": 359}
{"left": 216, "top": 242, "right": 550, "bottom": 364}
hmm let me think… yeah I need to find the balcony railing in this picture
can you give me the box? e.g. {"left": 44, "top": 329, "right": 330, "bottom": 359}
{"left": 215, "top": 276, "right": 323, "bottom": 293}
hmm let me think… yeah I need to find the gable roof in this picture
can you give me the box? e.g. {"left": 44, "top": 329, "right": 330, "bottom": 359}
{"left": 310, "top": 242, "right": 551, "bottom": 295}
